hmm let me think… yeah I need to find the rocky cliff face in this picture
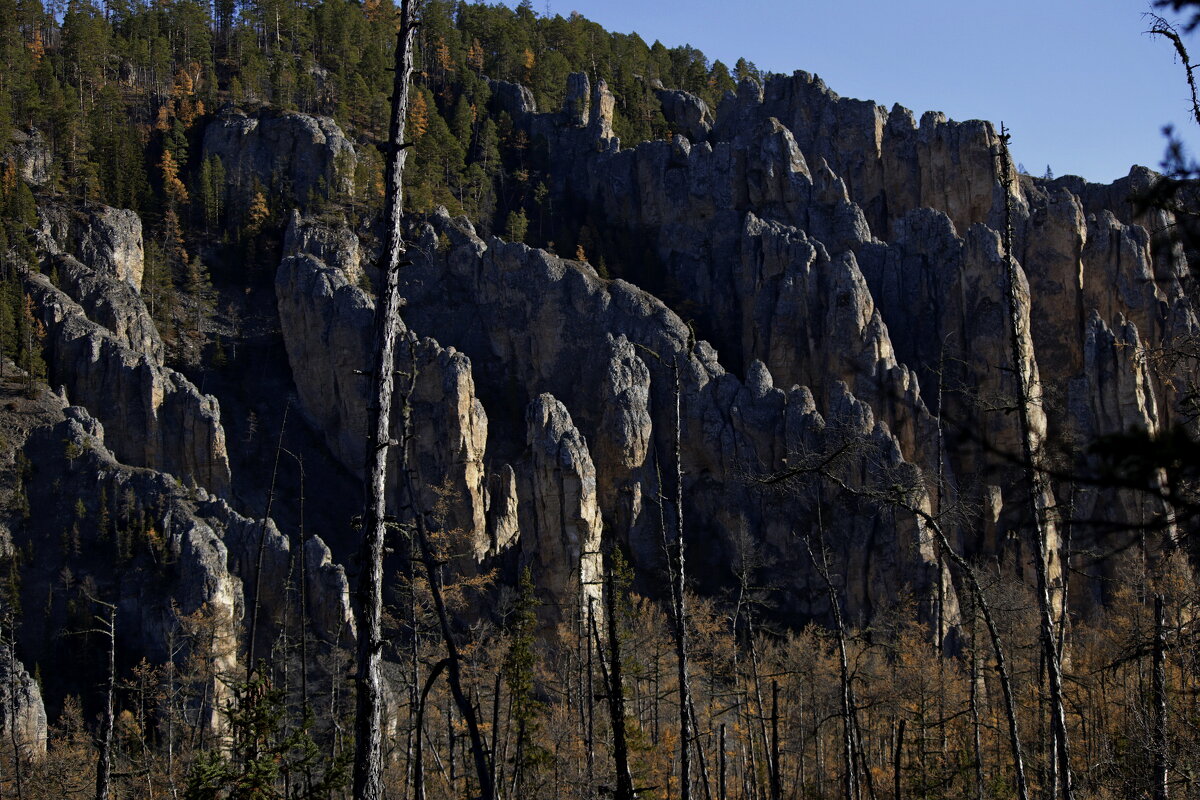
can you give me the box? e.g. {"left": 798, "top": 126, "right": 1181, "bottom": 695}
{"left": 395, "top": 210, "right": 954, "bottom": 628}
{"left": 202, "top": 107, "right": 357, "bottom": 209}
{"left": 5, "top": 128, "right": 51, "bottom": 187}
{"left": 273, "top": 202, "right": 956, "bottom": 630}
{"left": 15, "top": 64, "right": 1191, "bottom": 670}
{"left": 452, "top": 70, "right": 1197, "bottom": 609}
{"left": 38, "top": 203, "right": 146, "bottom": 290}
{"left": 16, "top": 401, "right": 353, "bottom": 727}
{"left": 0, "top": 644, "right": 48, "bottom": 760}
{"left": 23, "top": 269, "right": 232, "bottom": 496}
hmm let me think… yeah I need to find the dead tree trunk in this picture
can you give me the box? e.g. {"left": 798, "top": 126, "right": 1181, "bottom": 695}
{"left": 247, "top": 402, "right": 288, "bottom": 681}
{"left": 671, "top": 353, "right": 693, "bottom": 800}
{"left": 1153, "top": 593, "right": 1169, "bottom": 800}
{"left": 805, "top": 495, "right": 858, "bottom": 800}
{"left": 598, "top": 553, "right": 636, "bottom": 800}
{"left": 93, "top": 600, "right": 116, "bottom": 800}
{"left": 351, "top": 0, "right": 417, "bottom": 796}
{"left": 4, "top": 625, "right": 22, "bottom": 800}
{"left": 998, "top": 127, "right": 1073, "bottom": 800}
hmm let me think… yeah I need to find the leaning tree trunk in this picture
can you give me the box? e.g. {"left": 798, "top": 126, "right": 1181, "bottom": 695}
{"left": 351, "top": 1, "right": 417, "bottom": 797}
{"left": 998, "top": 129, "right": 1074, "bottom": 800}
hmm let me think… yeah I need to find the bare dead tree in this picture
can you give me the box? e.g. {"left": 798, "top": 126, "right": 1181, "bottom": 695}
{"left": 1153, "top": 593, "right": 1169, "bottom": 800}
{"left": 352, "top": 0, "right": 417, "bottom": 795}
{"left": 757, "top": 446, "right": 1032, "bottom": 800}
{"left": 802, "top": 517, "right": 858, "bottom": 800}
{"left": 80, "top": 592, "right": 117, "bottom": 800}
{"left": 998, "top": 126, "right": 1074, "bottom": 800}
{"left": 670, "top": 351, "right": 694, "bottom": 800}
{"left": 592, "top": 551, "right": 636, "bottom": 800}
{"left": 2, "top": 618, "right": 23, "bottom": 800}
{"left": 247, "top": 400, "right": 288, "bottom": 681}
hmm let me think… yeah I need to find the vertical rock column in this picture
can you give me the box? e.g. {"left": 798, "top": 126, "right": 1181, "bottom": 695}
{"left": 526, "top": 394, "right": 604, "bottom": 624}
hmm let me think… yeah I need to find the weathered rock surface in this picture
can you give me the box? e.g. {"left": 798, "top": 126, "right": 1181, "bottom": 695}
{"left": 497, "top": 70, "right": 1197, "bottom": 598}
{"left": 38, "top": 203, "right": 146, "bottom": 290}
{"left": 45, "top": 253, "right": 164, "bottom": 362}
{"left": 657, "top": 88, "right": 714, "bottom": 143}
{"left": 487, "top": 78, "right": 537, "bottom": 118}
{"left": 275, "top": 224, "right": 488, "bottom": 558}
{"left": 304, "top": 536, "right": 357, "bottom": 644}
{"left": 524, "top": 394, "right": 603, "bottom": 621}
{"left": 202, "top": 107, "right": 357, "bottom": 209}
{"left": 395, "top": 210, "right": 956, "bottom": 630}
{"left": 17, "top": 404, "right": 354, "bottom": 724}
{"left": 20, "top": 406, "right": 242, "bottom": 728}
{"left": 0, "top": 644, "right": 48, "bottom": 760}
{"left": 283, "top": 210, "right": 364, "bottom": 288}
{"left": 5, "top": 128, "right": 51, "bottom": 187}
{"left": 23, "top": 270, "right": 232, "bottom": 495}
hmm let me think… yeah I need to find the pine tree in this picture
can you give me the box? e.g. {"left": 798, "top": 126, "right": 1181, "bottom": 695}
{"left": 503, "top": 567, "right": 547, "bottom": 794}
{"left": 17, "top": 293, "right": 46, "bottom": 394}
{"left": 505, "top": 209, "right": 528, "bottom": 243}
{"left": 198, "top": 155, "right": 226, "bottom": 234}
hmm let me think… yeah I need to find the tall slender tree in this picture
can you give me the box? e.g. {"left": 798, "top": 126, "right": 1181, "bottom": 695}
{"left": 351, "top": 0, "right": 417, "bottom": 796}
{"left": 998, "top": 127, "right": 1074, "bottom": 800}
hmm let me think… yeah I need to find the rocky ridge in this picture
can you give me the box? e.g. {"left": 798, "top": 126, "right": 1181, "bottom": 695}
{"left": 474, "top": 70, "right": 1196, "bottom": 604}
{"left": 277, "top": 205, "right": 956, "bottom": 629}
{"left": 9, "top": 62, "right": 1192, "bottom": 698}
{"left": 23, "top": 268, "right": 232, "bottom": 497}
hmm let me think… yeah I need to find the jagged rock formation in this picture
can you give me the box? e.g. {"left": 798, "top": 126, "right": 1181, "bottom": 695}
{"left": 17, "top": 402, "right": 354, "bottom": 725}
{"left": 4, "top": 129, "right": 51, "bottom": 187}
{"left": 18, "top": 63, "right": 1190, "bottom": 664}
{"left": 43, "top": 253, "right": 164, "bottom": 362}
{"left": 304, "top": 536, "right": 357, "bottom": 645}
{"left": 391, "top": 210, "right": 955, "bottom": 627}
{"left": 23, "top": 269, "right": 232, "bottom": 496}
{"left": 458, "top": 69, "right": 1197, "bottom": 610}
{"left": 284, "top": 210, "right": 364, "bottom": 288}
{"left": 487, "top": 78, "right": 537, "bottom": 118}
{"left": 275, "top": 202, "right": 955, "bottom": 628}
{"left": 202, "top": 107, "right": 357, "bottom": 209}
{"left": 657, "top": 86, "right": 714, "bottom": 143}
{"left": 0, "top": 644, "right": 48, "bottom": 760}
{"left": 275, "top": 227, "right": 490, "bottom": 563}
{"left": 524, "top": 394, "right": 603, "bottom": 621}
{"left": 38, "top": 203, "right": 146, "bottom": 290}
{"left": 20, "top": 405, "right": 242, "bottom": 729}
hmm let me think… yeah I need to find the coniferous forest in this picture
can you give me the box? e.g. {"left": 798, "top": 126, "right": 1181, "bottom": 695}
{"left": 0, "top": 0, "right": 1199, "bottom": 799}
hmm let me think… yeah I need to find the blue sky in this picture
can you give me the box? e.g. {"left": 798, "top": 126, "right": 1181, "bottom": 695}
{"left": 513, "top": 0, "right": 1200, "bottom": 184}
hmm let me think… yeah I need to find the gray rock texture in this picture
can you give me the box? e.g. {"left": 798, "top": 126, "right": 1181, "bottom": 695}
{"left": 656, "top": 88, "right": 714, "bottom": 143}
{"left": 45, "top": 253, "right": 164, "bottom": 362}
{"left": 391, "top": 210, "right": 955, "bottom": 631}
{"left": 525, "top": 394, "right": 603, "bottom": 622}
{"left": 18, "top": 404, "right": 353, "bottom": 730}
{"left": 275, "top": 224, "right": 489, "bottom": 561}
{"left": 0, "top": 645, "right": 47, "bottom": 760}
{"left": 487, "top": 78, "right": 537, "bottom": 118}
{"left": 23, "top": 271, "right": 232, "bottom": 496}
{"left": 202, "top": 107, "right": 357, "bottom": 209}
{"left": 38, "top": 203, "right": 145, "bottom": 290}
{"left": 5, "top": 128, "right": 51, "bottom": 187}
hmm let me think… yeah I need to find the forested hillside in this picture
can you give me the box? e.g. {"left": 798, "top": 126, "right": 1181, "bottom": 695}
{"left": 0, "top": 0, "right": 1197, "bottom": 798}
